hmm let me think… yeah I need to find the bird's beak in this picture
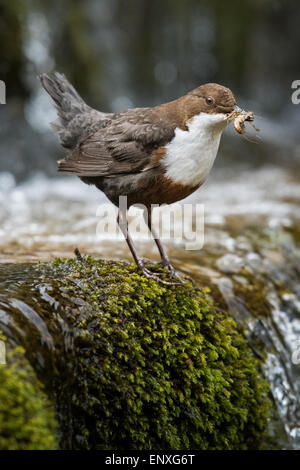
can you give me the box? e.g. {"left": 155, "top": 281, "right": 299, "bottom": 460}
{"left": 234, "top": 104, "right": 254, "bottom": 121}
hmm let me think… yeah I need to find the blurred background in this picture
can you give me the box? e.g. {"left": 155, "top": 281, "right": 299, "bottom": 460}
{"left": 0, "top": 0, "right": 299, "bottom": 262}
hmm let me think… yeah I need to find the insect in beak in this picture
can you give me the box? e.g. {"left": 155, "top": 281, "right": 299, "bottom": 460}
{"left": 234, "top": 105, "right": 254, "bottom": 121}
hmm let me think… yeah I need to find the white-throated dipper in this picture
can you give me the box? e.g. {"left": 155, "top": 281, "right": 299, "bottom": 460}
{"left": 40, "top": 73, "right": 253, "bottom": 285}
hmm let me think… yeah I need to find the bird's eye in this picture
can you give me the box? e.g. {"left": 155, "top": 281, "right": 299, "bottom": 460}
{"left": 206, "top": 97, "right": 214, "bottom": 105}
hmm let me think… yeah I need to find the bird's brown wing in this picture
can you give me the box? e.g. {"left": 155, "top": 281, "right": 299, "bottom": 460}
{"left": 58, "top": 109, "right": 175, "bottom": 177}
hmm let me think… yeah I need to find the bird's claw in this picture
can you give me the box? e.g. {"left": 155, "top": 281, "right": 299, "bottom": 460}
{"left": 159, "top": 259, "right": 185, "bottom": 284}
{"left": 137, "top": 262, "right": 184, "bottom": 286}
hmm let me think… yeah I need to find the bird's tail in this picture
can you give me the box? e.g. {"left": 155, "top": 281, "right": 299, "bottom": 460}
{"left": 39, "top": 72, "right": 91, "bottom": 149}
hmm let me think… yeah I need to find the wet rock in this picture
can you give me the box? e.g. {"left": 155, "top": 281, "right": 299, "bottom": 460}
{"left": 0, "top": 258, "right": 271, "bottom": 450}
{"left": 216, "top": 253, "right": 244, "bottom": 274}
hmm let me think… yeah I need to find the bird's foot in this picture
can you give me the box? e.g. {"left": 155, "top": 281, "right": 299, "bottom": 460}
{"left": 159, "top": 258, "right": 185, "bottom": 284}
{"left": 74, "top": 247, "right": 84, "bottom": 261}
{"left": 137, "top": 260, "right": 183, "bottom": 286}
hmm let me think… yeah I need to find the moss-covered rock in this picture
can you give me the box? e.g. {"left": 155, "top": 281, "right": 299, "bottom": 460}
{"left": 36, "top": 257, "right": 269, "bottom": 450}
{"left": 0, "top": 258, "right": 271, "bottom": 450}
{"left": 0, "top": 333, "right": 57, "bottom": 450}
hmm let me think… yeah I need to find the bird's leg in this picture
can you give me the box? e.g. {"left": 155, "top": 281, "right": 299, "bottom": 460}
{"left": 117, "top": 210, "right": 180, "bottom": 286}
{"left": 117, "top": 209, "right": 143, "bottom": 270}
{"left": 143, "top": 208, "right": 184, "bottom": 283}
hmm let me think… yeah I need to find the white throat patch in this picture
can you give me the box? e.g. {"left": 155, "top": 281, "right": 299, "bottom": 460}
{"left": 163, "top": 112, "right": 228, "bottom": 187}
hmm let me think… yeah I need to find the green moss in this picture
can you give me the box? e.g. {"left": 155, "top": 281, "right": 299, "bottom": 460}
{"left": 37, "top": 257, "right": 271, "bottom": 450}
{"left": 0, "top": 332, "right": 58, "bottom": 450}
{"left": 193, "top": 273, "right": 228, "bottom": 312}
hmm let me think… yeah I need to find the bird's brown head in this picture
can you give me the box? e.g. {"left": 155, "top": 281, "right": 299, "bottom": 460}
{"left": 159, "top": 83, "right": 238, "bottom": 130}
{"left": 184, "top": 83, "right": 236, "bottom": 119}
